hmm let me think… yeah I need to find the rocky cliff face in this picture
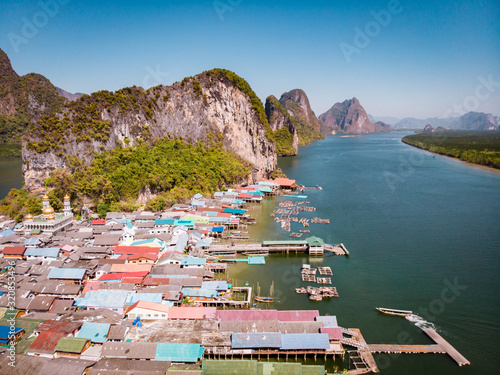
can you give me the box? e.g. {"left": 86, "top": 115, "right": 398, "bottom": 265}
{"left": 265, "top": 95, "right": 299, "bottom": 156}
{"left": 0, "top": 48, "right": 65, "bottom": 144}
{"left": 278, "top": 89, "right": 326, "bottom": 145}
{"left": 56, "top": 87, "right": 83, "bottom": 102}
{"left": 23, "top": 69, "right": 277, "bottom": 189}
{"left": 456, "top": 112, "right": 499, "bottom": 130}
{"left": 319, "top": 97, "right": 391, "bottom": 134}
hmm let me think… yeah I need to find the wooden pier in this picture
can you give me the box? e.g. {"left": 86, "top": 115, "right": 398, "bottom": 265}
{"left": 367, "top": 328, "right": 470, "bottom": 367}
{"left": 206, "top": 242, "right": 308, "bottom": 255}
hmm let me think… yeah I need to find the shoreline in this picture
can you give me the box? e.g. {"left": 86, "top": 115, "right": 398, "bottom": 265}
{"left": 402, "top": 140, "right": 500, "bottom": 174}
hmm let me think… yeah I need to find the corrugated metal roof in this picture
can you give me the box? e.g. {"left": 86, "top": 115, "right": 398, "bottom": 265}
{"left": 25, "top": 247, "right": 60, "bottom": 258}
{"left": 77, "top": 322, "right": 111, "bottom": 343}
{"left": 48, "top": 267, "right": 86, "bottom": 280}
{"left": 28, "top": 331, "right": 64, "bottom": 354}
{"left": 201, "top": 281, "right": 228, "bottom": 291}
{"left": 168, "top": 306, "right": 205, "bottom": 320}
{"left": 321, "top": 327, "right": 343, "bottom": 340}
{"left": 262, "top": 240, "right": 308, "bottom": 245}
{"left": 231, "top": 332, "right": 282, "bottom": 349}
{"left": 202, "top": 360, "right": 258, "bottom": 374}
{"left": 155, "top": 342, "right": 204, "bottom": 362}
{"left": 125, "top": 292, "right": 163, "bottom": 305}
{"left": 0, "top": 325, "right": 23, "bottom": 339}
{"left": 257, "top": 362, "right": 303, "bottom": 375}
{"left": 215, "top": 310, "right": 278, "bottom": 322}
{"left": 181, "top": 258, "right": 206, "bottom": 266}
{"left": 181, "top": 288, "right": 218, "bottom": 298}
{"left": 74, "top": 290, "right": 129, "bottom": 308}
{"left": 277, "top": 310, "right": 319, "bottom": 322}
{"left": 280, "top": 333, "right": 330, "bottom": 350}
{"left": 315, "top": 316, "right": 338, "bottom": 327}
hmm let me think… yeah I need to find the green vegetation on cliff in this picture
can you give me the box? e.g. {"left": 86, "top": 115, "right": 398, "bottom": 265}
{"left": 1, "top": 138, "right": 252, "bottom": 220}
{"left": 274, "top": 127, "right": 296, "bottom": 156}
{"left": 46, "top": 138, "right": 251, "bottom": 214}
{"left": 402, "top": 131, "right": 500, "bottom": 169}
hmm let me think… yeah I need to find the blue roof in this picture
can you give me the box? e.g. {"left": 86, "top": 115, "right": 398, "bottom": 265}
{"left": 77, "top": 322, "right": 111, "bottom": 343}
{"left": 211, "top": 226, "right": 225, "bottom": 233}
{"left": 223, "top": 208, "right": 246, "bottom": 215}
{"left": 174, "top": 220, "right": 195, "bottom": 229}
{"left": 181, "top": 288, "right": 218, "bottom": 298}
{"left": 280, "top": 334, "right": 330, "bottom": 350}
{"left": 125, "top": 292, "right": 163, "bottom": 305}
{"left": 48, "top": 268, "right": 86, "bottom": 280}
{"left": 24, "top": 238, "right": 41, "bottom": 246}
{"left": 0, "top": 325, "right": 23, "bottom": 340}
{"left": 315, "top": 316, "right": 338, "bottom": 328}
{"left": 247, "top": 256, "right": 266, "bottom": 265}
{"left": 202, "top": 281, "right": 228, "bottom": 291}
{"left": 130, "top": 238, "right": 164, "bottom": 247}
{"left": 25, "top": 247, "right": 59, "bottom": 258}
{"left": 0, "top": 229, "right": 16, "bottom": 238}
{"left": 155, "top": 342, "right": 204, "bottom": 362}
{"left": 181, "top": 258, "right": 206, "bottom": 266}
{"left": 232, "top": 333, "right": 282, "bottom": 349}
{"left": 155, "top": 219, "right": 176, "bottom": 226}
{"left": 74, "top": 290, "right": 129, "bottom": 308}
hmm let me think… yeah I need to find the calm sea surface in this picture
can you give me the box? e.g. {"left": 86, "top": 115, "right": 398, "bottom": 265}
{"left": 230, "top": 133, "right": 500, "bottom": 374}
{"left": 0, "top": 134, "right": 499, "bottom": 373}
{"left": 0, "top": 157, "right": 23, "bottom": 200}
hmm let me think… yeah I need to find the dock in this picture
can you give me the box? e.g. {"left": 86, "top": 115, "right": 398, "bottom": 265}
{"left": 205, "top": 242, "right": 308, "bottom": 255}
{"left": 367, "top": 328, "right": 470, "bottom": 367}
{"left": 324, "top": 243, "right": 349, "bottom": 256}
{"left": 423, "top": 328, "right": 470, "bottom": 366}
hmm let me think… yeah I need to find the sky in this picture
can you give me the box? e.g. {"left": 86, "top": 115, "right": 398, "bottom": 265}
{"left": 0, "top": 0, "right": 499, "bottom": 119}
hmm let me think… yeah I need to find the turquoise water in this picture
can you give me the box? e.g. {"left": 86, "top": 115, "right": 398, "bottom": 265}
{"left": 231, "top": 133, "right": 500, "bottom": 374}
{"left": 0, "top": 158, "right": 23, "bottom": 199}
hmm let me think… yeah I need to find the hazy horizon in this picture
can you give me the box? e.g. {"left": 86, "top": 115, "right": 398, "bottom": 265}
{"left": 1, "top": 0, "right": 498, "bottom": 119}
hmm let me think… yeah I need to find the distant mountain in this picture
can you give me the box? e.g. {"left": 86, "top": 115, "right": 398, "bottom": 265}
{"left": 278, "top": 89, "right": 325, "bottom": 145}
{"left": 265, "top": 95, "right": 299, "bottom": 156}
{"left": 319, "top": 97, "right": 391, "bottom": 134}
{"left": 0, "top": 48, "right": 65, "bottom": 145}
{"left": 394, "top": 112, "right": 499, "bottom": 130}
{"left": 56, "top": 87, "right": 84, "bottom": 102}
{"left": 368, "top": 114, "right": 401, "bottom": 125}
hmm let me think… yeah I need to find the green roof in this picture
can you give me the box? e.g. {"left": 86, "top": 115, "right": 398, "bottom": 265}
{"left": 257, "top": 362, "right": 302, "bottom": 375}
{"left": 262, "top": 240, "right": 308, "bottom": 245}
{"left": 55, "top": 337, "right": 89, "bottom": 353}
{"left": 302, "top": 365, "right": 326, "bottom": 375}
{"left": 202, "top": 360, "right": 258, "bottom": 374}
{"left": 305, "top": 236, "right": 324, "bottom": 247}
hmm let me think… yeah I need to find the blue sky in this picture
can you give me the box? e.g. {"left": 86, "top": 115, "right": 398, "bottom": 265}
{"left": 1, "top": 0, "right": 498, "bottom": 119}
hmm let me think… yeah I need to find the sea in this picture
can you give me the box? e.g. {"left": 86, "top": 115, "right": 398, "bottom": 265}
{"left": 1, "top": 133, "right": 499, "bottom": 374}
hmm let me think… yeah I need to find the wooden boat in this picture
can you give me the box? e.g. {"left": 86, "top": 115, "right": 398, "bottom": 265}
{"left": 295, "top": 287, "right": 307, "bottom": 294}
{"left": 376, "top": 307, "right": 413, "bottom": 317}
{"left": 255, "top": 281, "right": 274, "bottom": 303}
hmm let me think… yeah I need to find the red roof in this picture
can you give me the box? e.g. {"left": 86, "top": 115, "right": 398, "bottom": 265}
{"left": 216, "top": 212, "right": 232, "bottom": 217}
{"left": 118, "top": 253, "right": 158, "bottom": 261}
{"left": 1, "top": 246, "right": 26, "bottom": 255}
{"left": 120, "top": 277, "right": 144, "bottom": 284}
{"left": 215, "top": 309, "right": 278, "bottom": 321}
{"left": 98, "top": 271, "right": 149, "bottom": 281}
{"left": 113, "top": 246, "right": 160, "bottom": 255}
{"left": 91, "top": 219, "right": 106, "bottom": 225}
{"left": 196, "top": 207, "right": 222, "bottom": 212}
{"left": 269, "top": 178, "right": 296, "bottom": 187}
{"left": 110, "top": 264, "right": 152, "bottom": 273}
{"left": 277, "top": 310, "right": 319, "bottom": 322}
{"left": 142, "top": 277, "right": 172, "bottom": 286}
{"left": 168, "top": 306, "right": 205, "bottom": 320}
{"left": 36, "top": 320, "right": 82, "bottom": 334}
{"left": 238, "top": 194, "right": 253, "bottom": 199}
{"left": 28, "top": 331, "right": 64, "bottom": 354}
{"left": 125, "top": 300, "right": 171, "bottom": 315}
{"left": 321, "top": 327, "right": 343, "bottom": 341}
{"left": 82, "top": 281, "right": 100, "bottom": 295}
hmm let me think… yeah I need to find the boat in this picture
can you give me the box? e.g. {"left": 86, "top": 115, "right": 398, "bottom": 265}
{"left": 376, "top": 307, "right": 413, "bottom": 317}
{"left": 255, "top": 281, "right": 274, "bottom": 303}
{"left": 295, "top": 287, "right": 307, "bottom": 294}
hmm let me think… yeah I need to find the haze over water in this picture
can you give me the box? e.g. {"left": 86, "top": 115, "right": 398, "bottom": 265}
{"left": 231, "top": 133, "right": 500, "bottom": 374}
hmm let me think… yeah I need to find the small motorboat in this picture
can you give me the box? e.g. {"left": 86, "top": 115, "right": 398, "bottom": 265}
{"left": 376, "top": 307, "right": 413, "bottom": 317}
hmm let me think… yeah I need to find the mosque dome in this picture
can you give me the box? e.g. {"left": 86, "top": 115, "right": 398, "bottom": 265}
{"left": 64, "top": 194, "right": 70, "bottom": 201}
{"left": 25, "top": 213, "right": 33, "bottom": 220}
{"left": 47, "top": 214, "right": 55, "bottom": 221}
{"left": 43, "top": 206, "right": 55, "bottom": 215}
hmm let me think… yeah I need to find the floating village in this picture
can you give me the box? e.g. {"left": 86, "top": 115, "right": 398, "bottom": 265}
{"left": 0, "top": 178, "right": 469, "bottom": 374}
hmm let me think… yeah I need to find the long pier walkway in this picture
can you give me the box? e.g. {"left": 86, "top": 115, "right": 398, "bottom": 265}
{"left": 367, "top": 328, "right": 470, "bottom": 367}
{"left": 206, "top": 243, "right": 308, "bottom": 255}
